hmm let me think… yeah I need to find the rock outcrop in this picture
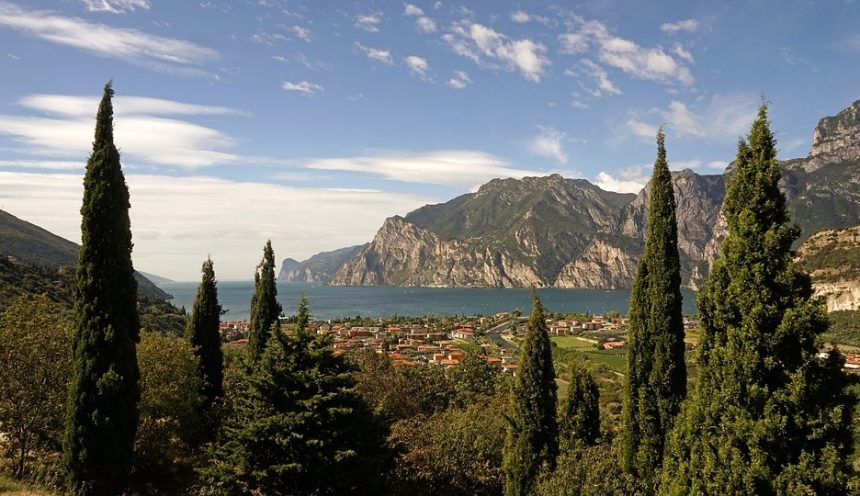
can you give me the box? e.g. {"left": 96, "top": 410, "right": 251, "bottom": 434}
{"left": 796, "top": 225, "right": 860, "bottom": 312}
{"left": 807, "top": 99, "right": 860, "bottom": 172}
{"left": 279, "top": 245, "right": 364, "bottom": 283}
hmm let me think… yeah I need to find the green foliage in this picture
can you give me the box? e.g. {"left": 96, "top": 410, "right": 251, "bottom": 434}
{"left": 388, "top": 394, "right": 508, "bottom": 496}
{"left": 535, "top": 438, "right": 644, "bottom": 496}
{"left": 503, "top": 290, "right": 559, "bottom": 496}
{"left": 185, "top": 257, "right": 224, "bottom": 410}
{"left": 661, "top": 104, "right": 855, "bottom": 495}
{"left": 248, "top": 240, "right": 282, "bottom": 361}
{"left": 825, "top": 310, "right": 860, "bottom": 347}
{"left": 63, "top": 82, "right": 140, "bottom": 496}
{"left": 796, "top": 226, "right": 860, "bottom": 283}
{"left": 137, "top": 294, "right": 186, "bottom": 335}
{"left": 560, "top": 365, "right": 600, "bottom": 449}
{"left": 0, "top": 295, "right": 71, "bottom": 479}
{"left": 0, "top": 258, "right": 74, "bottom": 310}
{"left": 203, "top": 298, "right": 388, "bottom": 495}
{"left": 135, "top": 332, "right": 204, "bottom": 469}
{"left": 449, "top": 351, "right": 499, "bottom": 407}
{"left": 621, "top": 128, "right": 686, "bottom": 479}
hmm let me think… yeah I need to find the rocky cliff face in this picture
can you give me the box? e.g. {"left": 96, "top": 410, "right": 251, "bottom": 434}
{"left": 795, "top": 225, "right": 860, "bottom": 312}
{"left": 279, "top": 245, "right": 364, "bottom": 283}
{"left": 807, "top": 99, "right": 860, "bottom": 172}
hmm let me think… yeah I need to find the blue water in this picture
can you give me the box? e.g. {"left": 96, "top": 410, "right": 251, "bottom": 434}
{"left": 158, "top": 281, "right": 698, "bottom": 321}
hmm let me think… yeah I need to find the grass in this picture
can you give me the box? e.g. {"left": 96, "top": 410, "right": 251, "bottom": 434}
{"left": 0, "top": 474, "right": 54, "bottom": 495}
{"left": 551, "top": 335, "right": 627, "bottom": 373}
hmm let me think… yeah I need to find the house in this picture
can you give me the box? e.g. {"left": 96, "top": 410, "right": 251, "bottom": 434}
{"left": 603, "top": 341, "right": 626, "bottom": 350}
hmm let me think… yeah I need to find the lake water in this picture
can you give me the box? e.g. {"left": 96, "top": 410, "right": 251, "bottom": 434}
{"left": 158, "top": 281, "right": 698, "bottom": 321}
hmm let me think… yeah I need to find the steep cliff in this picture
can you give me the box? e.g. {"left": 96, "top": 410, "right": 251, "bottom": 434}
{"left": 796, "top": 225, "right": 860, "bottom": 312}
{"left": 279, "top": 245, "right": 365, "bottom": 283}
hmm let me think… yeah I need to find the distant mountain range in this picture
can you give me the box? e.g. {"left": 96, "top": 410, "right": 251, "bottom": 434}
{"left": 283, "top": 98, "right": 860, "bottom": 290}
{"left": 0, "top": 209, "right": 169, "bottom": 300}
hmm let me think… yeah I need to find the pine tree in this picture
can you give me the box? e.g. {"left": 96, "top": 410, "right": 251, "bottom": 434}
{"left": 661, "top": 104, "right": 854, "bottom": 495}
{"left": 559, "top": 364, "right": 600, "bottom": 449}
{"left": 64, "top": 82, "right": 140, "bottom": 496}
{"left": 248, "top": 240, "right": 282, "bottom": 361}
{"left": 620, "top": 128, "right": 686, "bottom": 480}
{"left": 185, "top": 257, "right": 224, "bottom": 409}
{"left": 503, "top": 290, "right": 558, "bottom": 496}
{"left": 203, "top": 297, "right": 387, "bottom": 495}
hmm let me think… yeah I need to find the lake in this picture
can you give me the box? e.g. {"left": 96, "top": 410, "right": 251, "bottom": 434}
{"left": 158, "top": 281, "right": 698, "bottom": 321}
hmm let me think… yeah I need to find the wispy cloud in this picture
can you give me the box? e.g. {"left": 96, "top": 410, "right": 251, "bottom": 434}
{"left": 660, "top": 19, "right": 699, "bottom": 34}
{"left": 290, "top": 25, "right": 312, "bottom": 42}
{"left": 673, "top": 44, "right": 694, "bottom": 63}
{"left": 510, "top": 10, "right": 549, "bottom": 24}
{"left": 446, "top": 70, "right": 471, "bottom": 89}
{"left": 528, "top": 126, "right": 568, "bottom": 164}
{"left": 80, "top": 0, "right": 149, "bottom": 13}
{"left": 403, "top": 4, "right": 436, "bottom": 33}
{"left": 594, "top": 170, "right": 645, "bottom": 194}
{"left": 0, "top": 171, "right": 434, "bottom": 280}
{"left": 571, "top": 58, "right": 622, "bottom": 96}
{"left": 0, "top": 1, "right": 218, "bottom": 74}
{"left": 442, "top": 21, "right": 550, "bottom": 82}
{"left": 354, "top": 12, "right": 382, "bottom": 32}
{"left": 404, "top": 55, "right": 429, "bottom": 79}
{"left": 559, "top": 16, "right": 693, "bottom": 86}
{"left": 355, "top": 42, "right": 393, "bottom": 64}
{"left": 303, "top": 150, "right": 539, "bottom": 188}
{"left": 627, "top": 95, "right": 757, "bottom": 141}
{"left": 282, "top": 80, "right": 323, "bottom": 96}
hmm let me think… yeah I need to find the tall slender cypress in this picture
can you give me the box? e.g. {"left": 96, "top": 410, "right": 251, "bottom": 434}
{"left": 248, "top": 240, "right": 282, "bottom": 360}
{"left": 185, "top": 257, "right": 224, "bottom": 408}
{"left": 620, "top": 128, "right": 686, "bottom": 480}
{"left": 64, "top": 82, "right": 140, "bottom": 496}
{"left": 559, "top": 364, "right": 600, "bottom": 449}
{"left": 661, "top": 105, "right": 854, "bottom": 495}
{"left": 503, "top": 290, "right": 558, "bottom": 496}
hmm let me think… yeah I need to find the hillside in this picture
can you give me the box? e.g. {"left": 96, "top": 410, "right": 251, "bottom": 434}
{"left": 796, "top": 225, "right": 860, "bottom": 312}
{"left": 320, "top": 98, "right": 860, "bottom": 289}
{"left": 0, "top": 209, "right": 169, "bottom": 299}
{"left": 279, "top": 245, "right": 365, "bottom": 283}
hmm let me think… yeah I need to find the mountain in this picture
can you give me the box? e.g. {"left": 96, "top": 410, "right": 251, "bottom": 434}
{"left": 0, "top": 209, "right": 169, "bottom": 300}
{"left": 138, "top": 271, "right": 174, "bottom": 285}
{"left": 279, "top": 245, "right": 365, "bottom": 283}
{"left": 796, "top": 225, "right": 860, "bottom": 312}
{"left": 322, "top": 98, "right": 860, "bottom": 290}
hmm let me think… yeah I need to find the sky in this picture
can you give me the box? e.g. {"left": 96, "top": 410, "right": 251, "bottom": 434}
{"left": 0, "top": 0, "right": 858, "bottom": 280}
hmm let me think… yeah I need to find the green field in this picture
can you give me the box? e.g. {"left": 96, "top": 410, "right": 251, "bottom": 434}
{"left": 551, "top": 336, "right": 627, "bottom": 372}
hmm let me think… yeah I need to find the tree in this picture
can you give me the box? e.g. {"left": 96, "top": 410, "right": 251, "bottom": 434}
{"left": 503, "top": 290, "right": 559, "bottom": 496}
{"left": 185, "top": 257, "right": 224, "bottom": 411}
{"left": 0, "top": 295, "right": 72, "bottom": 478}
{"left": 560, "top": 364, "right": 600, "bottom": 450}
{"left": 449, "top": 350, "right": 499, "bottom": 407}
{"left": 248, "top": 240, "right": 282, "bottom": 361}
{"left": 661, "top": 104, "right": 855, "bottom": 495}
{"left": 620, "top": 128, "right": 686, "bottom": 480}
{"left": 203, "top": 297, "right": 388, "bottom": 495}
{"left": 64, "top": 82, "right": 140, "bottom": 496}
{"left": 135, "top": 332, "right": 204, "bottom": 470}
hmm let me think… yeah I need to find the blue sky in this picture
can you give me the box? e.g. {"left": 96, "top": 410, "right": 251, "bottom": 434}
{"left": 0, "top": 0, "right": 858, "bottom": 280}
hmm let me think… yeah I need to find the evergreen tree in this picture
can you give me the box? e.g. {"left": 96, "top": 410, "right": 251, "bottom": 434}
{"left": 64, "top": 82, "right": 140, "bottom": 496}
{"left": 661, "top": 104, "right": 854, "bottom": 495}
{"left": 185, "top": 257, "right": 224, "bottom": 409}
{"left": 503, "top": 290, "right": 558, "bottom": 496}
{"left": 203, "top": 297, "right": 388, "bottom": 495}
{"left": 559, "top": 364, "right": 600, "bottom": 449}
{"left": 248, "top": 240, "right": 282, "bottom": 361}
{"left": 620, "top": 128, "right": 686, "bottom": 479}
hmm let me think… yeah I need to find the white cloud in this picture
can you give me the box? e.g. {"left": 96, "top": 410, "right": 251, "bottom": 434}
{"left": 665, "top": 101, "right": 705, "bottom": 137}
{"left": 558, "top": 16, "right": 693, "bottom": 86}
{"left": 511, "top": 10, "right": 530, "bottom": 23}
{"left": 282, "top": 80, "right": 323, "bottom": 96}
{"left": 669, "top": 159, "right": 702, "bottom": 171}
{"left": 80, "top": 0, "right": 149, "bottom": 13}
{"left": 578, "top": 59, "right": 622, "bottom": 95}
{"left": 707, "top": 160, "right": 729, "bottom": 171}
{"left": 404, "top": 55, "right": 429, "bottom": 79}
{"left": 0, "top": 92, "right": 246, "bottom": 169}
{"left": 528, "top": 126, "right": 568, "bottom": 165}
{"left": 673, "top": 44, "right": 693, "bottom": 63}
{"left": 355, "top": 42, "right": 394, "bottom": 64}
{"left": 250, "top": 31, "right": 286, "bottom": 45}
{"left": 0, "top": 171, "right": 435, "bottom": 280}
{"left": 0, "top": 1, "right": 218, "bottom": 74}
{"left": 446, "top": 70, "right": 471, "bottom": 89}
{"left": 443, "top": 21, "right": 550, "bottom": 82}
{"left": 303, "top": 150, "right": 540, "bottom": 188}
{"left": 570, "top": 99, "right": 589, "bottom": 110}
{"left": 660, "top": 19, "right": 699, "bottom": 34}
{"left": 403, "top": 3, "right": 436, "bottom": 32}
{"left": 594, "top": 171, "right": 645, "bottom": 194}
{"left": 354, "top": 12, "right": 382, "bottom": 32}
{"left": 290, "top": 25, "right": 312, "bottom": 42}
{"left": 626, "top": 119, "right": 658, "bottom": 139}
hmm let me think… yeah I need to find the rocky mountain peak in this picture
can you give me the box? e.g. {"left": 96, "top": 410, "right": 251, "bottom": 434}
{"left": 807, "top": 99, "right": 860, "bottom": 171}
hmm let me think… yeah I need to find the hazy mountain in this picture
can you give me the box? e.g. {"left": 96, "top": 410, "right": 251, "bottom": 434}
{"left": 279, "top": 245, "right": 366, "bottom": 283}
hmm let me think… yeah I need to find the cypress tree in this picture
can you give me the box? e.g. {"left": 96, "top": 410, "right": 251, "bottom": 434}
{"left": 185, "top": 257, "right": 224, "bottom": 409}
{"left": 203, "top": 297, "right": 388, "bottom": 495}
{"left": 559, "top": 364, "right": 600, "bottom": 449}
{"left": 503, "top": 290, "right": 558, "bottom": 496}
{"left": 64, "top": 82, "right": 140, "bottom": 495}
{"left": 661, "top": 104, "right": 854, "bottom": 495}
{"left": 248, "top": 240, "right": 281, "bottom": 361}
{"left": 620, "top": 128, "right": 686, "bottom": 480}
